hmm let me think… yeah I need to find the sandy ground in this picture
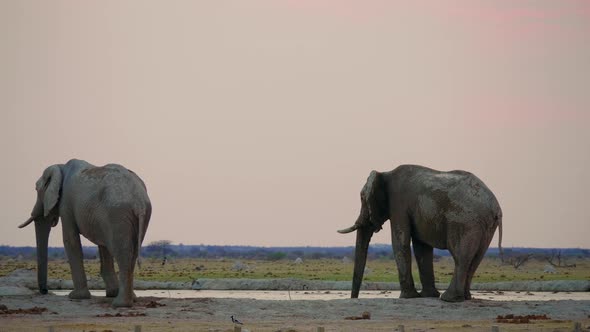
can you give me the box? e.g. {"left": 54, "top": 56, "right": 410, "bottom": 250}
{"left": 1, "top": 270, "right": 589, "bottom": 331}
{"left": 3, "top": 269, "right": 589, "bottom": 293}
{"left": 1, "top": 292, "right": 590, "bottom": 331}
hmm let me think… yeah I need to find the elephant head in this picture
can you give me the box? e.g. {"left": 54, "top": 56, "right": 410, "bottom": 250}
{"left": 338, "top": 170, "right": 389, "bottom": 298}
{"left": 18, "top": 165, "right": 62, "bottom": 295}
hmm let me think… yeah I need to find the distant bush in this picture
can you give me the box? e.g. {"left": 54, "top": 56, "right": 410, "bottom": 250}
{"left": 267, "top": 252, "right": 287, "bottom": 261}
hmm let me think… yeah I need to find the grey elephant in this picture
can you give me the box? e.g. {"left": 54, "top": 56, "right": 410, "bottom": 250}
{"left": 18, "top": 159, "right": 151, "bottom": 307}
{"left": 338, "top": 165, "right": 502, "bottom": 302}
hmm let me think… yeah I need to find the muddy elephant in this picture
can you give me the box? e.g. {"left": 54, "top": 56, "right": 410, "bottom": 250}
{"left": 18, "top": 159, "right": 151, "bottom": 307}
{"left": 338, "top": 165, "right": 502, "bottom": 302}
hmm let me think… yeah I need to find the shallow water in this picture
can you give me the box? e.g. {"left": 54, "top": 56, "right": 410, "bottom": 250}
{"left": 52, "top": 289, "right": 590, "bottom": 301}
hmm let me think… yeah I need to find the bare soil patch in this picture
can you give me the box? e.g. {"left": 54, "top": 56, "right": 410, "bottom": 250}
{"left": 1, "top": 292, "right": 589, "bottom": 331}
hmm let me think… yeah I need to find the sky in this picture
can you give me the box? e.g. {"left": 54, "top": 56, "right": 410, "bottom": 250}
{"left": 1, "top": 1, "right": 589, "bottom": 249}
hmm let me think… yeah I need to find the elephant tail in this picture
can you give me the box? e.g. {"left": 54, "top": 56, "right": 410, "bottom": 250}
{"left": 136, "top": 212, "right": 148, "bottom": 270}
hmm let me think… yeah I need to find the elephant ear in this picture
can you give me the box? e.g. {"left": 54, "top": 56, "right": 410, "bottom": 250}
{"left": 36, "top": 165, "right": 63, "bottom": 217}
{"left": 363, "top": 170, "right": 388, "bottom": 231}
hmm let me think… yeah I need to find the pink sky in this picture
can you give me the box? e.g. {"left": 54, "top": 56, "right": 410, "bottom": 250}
{"left": 1, "top": 1, "right": 588, "bottom": 248}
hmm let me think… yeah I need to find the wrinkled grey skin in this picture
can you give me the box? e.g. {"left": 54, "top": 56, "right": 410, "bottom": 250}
{"left": 18, "top": 159, "right": 151, "bottom": 307}
{"left": 338, "top": 165, "right": 502, "bottom": 302}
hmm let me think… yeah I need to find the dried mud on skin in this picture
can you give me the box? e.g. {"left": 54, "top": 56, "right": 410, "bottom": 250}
{"left": 496, "top": 313, "right": 551, "bottom": 324}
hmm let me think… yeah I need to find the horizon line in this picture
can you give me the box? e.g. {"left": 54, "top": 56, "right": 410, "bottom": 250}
{"left": 1, "top": 244, "right": 588, "bottom": 250}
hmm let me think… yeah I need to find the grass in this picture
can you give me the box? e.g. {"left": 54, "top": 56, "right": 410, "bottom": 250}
{"left": 1, "top": 256, "right": 589, "bottom": 284}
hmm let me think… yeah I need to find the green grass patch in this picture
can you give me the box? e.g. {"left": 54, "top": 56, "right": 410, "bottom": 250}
{"left": 1, "top": 257, "right": 588, "bottom": 283}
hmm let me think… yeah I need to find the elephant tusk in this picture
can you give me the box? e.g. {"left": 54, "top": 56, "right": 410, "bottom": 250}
{"left": 337, "top": 224, "right": 358, "bottom": 234}
{"left": 18, "top": 216, "right": 35, "bottom": 229}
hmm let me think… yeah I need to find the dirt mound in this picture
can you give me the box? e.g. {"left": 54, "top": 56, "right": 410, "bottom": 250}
{"left": 0, "top": 305, "right": 49, "bottom": 315}
{"left": 496, "top": 314, "right": 551, "bottom": 324}
{"left": 96, "top": 312, "right": 146, "bottom": 317}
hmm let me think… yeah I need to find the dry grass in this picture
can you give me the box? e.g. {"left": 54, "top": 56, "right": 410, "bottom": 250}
{"left": 1, "top": 256, "right": 588, "bottom": 284}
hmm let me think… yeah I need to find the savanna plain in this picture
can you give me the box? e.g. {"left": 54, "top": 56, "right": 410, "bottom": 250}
{"left": 1, "top": 256, "right": 589, "bottom": 331}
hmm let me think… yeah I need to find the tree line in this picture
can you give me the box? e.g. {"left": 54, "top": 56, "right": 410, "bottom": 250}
{"left": 0, "top": 243, "right": 587, "bottom": 261}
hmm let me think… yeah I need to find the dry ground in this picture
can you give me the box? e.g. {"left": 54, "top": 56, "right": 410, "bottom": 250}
{"left": 1, "top": 292, "right": 589, "bottom": 332}
{"left": 1, "top": 257, "right": 588, "bottom": 331}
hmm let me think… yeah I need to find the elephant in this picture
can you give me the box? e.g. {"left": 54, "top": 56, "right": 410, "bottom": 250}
{"left": 18, "top": 159, "right": 151, "bottom": 307}
{"left": 338, "top": 165, "right": 502, "bottom": 302}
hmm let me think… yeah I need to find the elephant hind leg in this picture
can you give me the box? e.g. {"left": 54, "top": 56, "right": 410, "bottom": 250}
{"left": 463, "top": 248, "right": 485, "bottom": 300}
{"left": 441, "top": 263, "right": 468, "bottom": 302}
{"left": 412, "top": 240, "right": 440, "bottom": 298}
{"left": 464, "top": 233, "right": 494, "bottom": 300}
{"left": 441, "top": 236, "right": 479, "bottom": 302}
{"left": 112, "top": 249, "right": 137, "bottom": 308}
{"left": 99, "top": 246, "right": 118, "bottom": 297}
{"left": 109, "top": 220, "right": 139, "bottom": 308}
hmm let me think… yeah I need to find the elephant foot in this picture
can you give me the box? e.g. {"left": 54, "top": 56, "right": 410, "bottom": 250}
{"left": 441, "top": 290, "right": 465, "bottom": 302}
{"left": 465, "top": 290, "right": 472, "bottom": 300}
{"left": 106, "top": 288, "right": 119, "bottom": 298}
{"left": 399, "top": 289, "right": 421, "bottom": 299}
{"left": 420, "top": 288, "right": 441, "bottom": 298}
{"left": 68, "top": 289, "right": 91, "bottom": 300}
{"left": 112, "top": 295, "right": 133, "bottom": 308}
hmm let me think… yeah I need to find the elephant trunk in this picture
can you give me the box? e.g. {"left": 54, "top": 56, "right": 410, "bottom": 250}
{"left": 34, "top": 220, "right": 51, "bottom": 295}
{"left": 351, "top": 227, "right": 372, "bottom": 298}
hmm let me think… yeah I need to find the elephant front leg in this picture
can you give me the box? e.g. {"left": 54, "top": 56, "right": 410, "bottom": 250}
{"left": 62, "top": 225, "right": 91, "bottom": 300}
{"left": 99, "top": 246, "right": 119, "bottom": 297}
{"left": 412, "top": 240, "right": 440, "bottom": 298}
{"left": 391, "top": 222, "right": 419, "bottom": 298}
